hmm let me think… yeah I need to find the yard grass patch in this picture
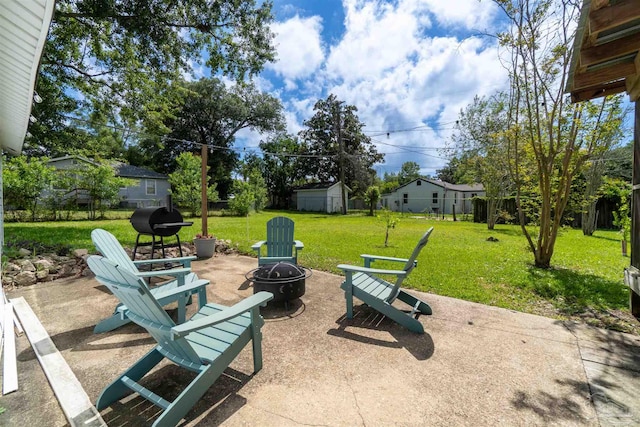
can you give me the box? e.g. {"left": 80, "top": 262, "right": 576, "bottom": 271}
{"left": 4, "top": 211, "right": 635, "bottom": 332}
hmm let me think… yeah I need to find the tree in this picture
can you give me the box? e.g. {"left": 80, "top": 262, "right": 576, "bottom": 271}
{"left": 299, "top": 94, "right": 384, "bottom": 213}
{"left": 495, "top": 0, "right": 625, "bottom": 268}
{"left": 398, "top": 162, "right": 421, "bottom": 185}
{"left": 30, "top": 1, "right": 276, "bottom": 152}
{"left": 451, "top": 94, "right": 512, "bottom": 230}
{"left": 259, "top": 134, "right": 305, "bottom": 208}
{"left": 79, "top": 163, "right": 133, "bottom": 219}
{"left": 248, "top": 169, "right": 268, "bottom": 212}
{"left": 168, "top": 152, "right": 218, "bottom": 217}
{"left": 579, "top": 97, "right": 626, "bottom": 235}
{"left": 364, "top": 186, "right": 381, "bottom": 216}
{"left": 142, "top": 78, "right": 284, "bottom": 199}
{"left": 3, "top": 156, "right": 55, "bottom": 221}
{"left": 228, "top": 180, "right": 254, "bottom": 216}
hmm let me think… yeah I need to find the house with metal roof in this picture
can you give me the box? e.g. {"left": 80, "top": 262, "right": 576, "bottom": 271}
{"left": 381, "top": 178, "right": 485, "bottom": 215}
{"left": 48, "top": 155, "right": 170, "bottom": 208}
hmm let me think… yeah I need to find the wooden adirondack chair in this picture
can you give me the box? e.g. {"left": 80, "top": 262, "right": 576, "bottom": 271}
{"left": 91, "top": 228, "right": 209, "bottom": 333}
{"left": 87, "top": 255, "right": 273, "bottom": 426}
{"left": 251, "top": 216, "right": 304, "bottom": 265}
{"left": 337, "top": 227, "right": 434, "bottom": 334}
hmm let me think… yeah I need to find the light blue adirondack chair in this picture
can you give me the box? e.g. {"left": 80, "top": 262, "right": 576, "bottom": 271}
{"left": 252, "top": 216, "right": 304, "bottom": 265}
{"left": 87, "top": 255, "right": 273, "bottom": 426}
{"left": 91, "top": 228, "right": 209, "bottom": 333}
{"left": 337, "top": 227, "right": 434, "bottom": 334}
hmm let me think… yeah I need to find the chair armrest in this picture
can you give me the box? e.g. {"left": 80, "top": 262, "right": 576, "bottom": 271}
{"left": 171, "top": 292, "right": 274, "bottom": 339}
{"left": 153, "top": 279, "right": 209, "bottom": 299}
{"left": 135, "top": 267, "right": 191, "bottom": 279}
{"left": 294, "top": 240, "right": 304, "bottom": 250}
{"left": 134, "top": 256, "right": 195, "bottom": 267}
{"left": 251, "top": 241, "right": 266, "bottom": 251}
{"left": 337, "top": 264, "right": 407, "bottom": 277}
{"left": 360, "top": 254, "right": 409, "bottom": 264}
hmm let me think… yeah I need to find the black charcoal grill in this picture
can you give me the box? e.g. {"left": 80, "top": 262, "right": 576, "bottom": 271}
{"left": 246, "top": 262, "right": 311, "bottom": 307}
{"left": 130, "top": 198, "right": 192, "bottom": 260}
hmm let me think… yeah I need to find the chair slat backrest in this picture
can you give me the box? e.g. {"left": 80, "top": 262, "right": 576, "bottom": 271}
{"left": 265, "top": 216, "right": 295, "bottom": 258}
{"left": 87, "top": 255, "right": 201, "bottom": 365}
{"left": 388, "top": 227, "right": 434, "bottom": 302}
{"left": 91, "top": 229, "right": 139, "bottom": 273}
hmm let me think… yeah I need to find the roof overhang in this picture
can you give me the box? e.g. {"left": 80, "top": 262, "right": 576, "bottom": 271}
{"left": 566, "top": 0, "right": 640, "bottom": 103}
{"left": 0, "top": 0, "right": 55, "bottom": 155}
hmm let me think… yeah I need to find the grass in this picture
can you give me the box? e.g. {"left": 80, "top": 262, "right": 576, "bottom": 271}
{"left": 3, "top": 210, "right": 635, "bottom": 332}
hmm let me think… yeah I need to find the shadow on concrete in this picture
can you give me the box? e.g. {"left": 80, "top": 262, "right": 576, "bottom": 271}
{"left": 99, "top": 366, "right": 251, "bottom": 426}
{"left": 510, "top": 378, "right": 593, "bottom": 424}
{"left": 17, "top": 322, "right": 155, "bottom": 362}
{"left": 327, "top": 304, "right": 434, "bottom": 361}
{"left": 260, "top": 298, "right": 306, "bottom": 321}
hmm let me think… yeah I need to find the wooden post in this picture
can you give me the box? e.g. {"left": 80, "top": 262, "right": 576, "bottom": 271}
{"left": 631, "top": 101, "right": 640, "bottom": 317}
{"left": 201, "top": 143, "right": 208, "bottom": 237}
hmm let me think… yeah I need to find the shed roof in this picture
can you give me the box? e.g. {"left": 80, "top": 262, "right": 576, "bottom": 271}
{"left": 294, "top": 181, "right": 350, "bottom": 192}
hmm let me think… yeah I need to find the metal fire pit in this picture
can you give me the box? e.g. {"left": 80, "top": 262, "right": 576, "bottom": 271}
{"left": 130, "top": 202, "right": 193, "bottom": 259}
{"left": 246, "top": 262, "right": 312, "bottom": 303}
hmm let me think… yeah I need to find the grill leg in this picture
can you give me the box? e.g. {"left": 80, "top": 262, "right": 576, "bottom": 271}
{"left": 133, "top": 234, "right": 142, "bottom": 261}
{"left": 176, "top": 234, "right": 183, "bottom": 257}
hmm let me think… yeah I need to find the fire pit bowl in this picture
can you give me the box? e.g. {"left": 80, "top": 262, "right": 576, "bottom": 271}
{"left": 245, "top": 262, "right": 312, "bottom": 303}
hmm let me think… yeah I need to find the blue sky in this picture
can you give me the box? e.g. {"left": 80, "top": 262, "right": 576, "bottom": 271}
{"left": 220, "top": 0, "right": 512, "bottom": 177}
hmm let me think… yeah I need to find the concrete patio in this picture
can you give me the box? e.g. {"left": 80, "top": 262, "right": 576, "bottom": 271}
{"left": 3, "top": 253, "right": 640, "bottom": 426}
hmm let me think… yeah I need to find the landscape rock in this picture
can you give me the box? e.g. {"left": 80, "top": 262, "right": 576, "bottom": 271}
{"left": 14, "top": 271, "right": 37, "bottom": 286}
{"left": 34, "top": 259, "right": 54, "bottom": 273}
{"left": 18, "top": 260, "right": 36, "bottom": 272}
{"left": 18, "top": 248, "right": 31, "bottom": 257}
{"left": 73, "top": 249, "right": 89, "bottom": 258}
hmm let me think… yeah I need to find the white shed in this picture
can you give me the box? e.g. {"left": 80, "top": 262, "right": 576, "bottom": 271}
{"left": 294, "top": 182, "right": 350, "bottom": 213}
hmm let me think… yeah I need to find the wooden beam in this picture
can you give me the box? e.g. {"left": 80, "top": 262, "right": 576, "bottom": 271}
{"left": 590, "top": 0, "right": 640, "bottom": 35}
{"left": 573, "top": 59, "right": 637, "bottom": 90}
{"left": 627, "top": 73, "right": 640, "bottom": 101}
{"left": 580, "top": 32, "right": 640, "bottom": 67}
{"left": 11, "top": 297, "right": 107, "bottom": 427}
{"left": 571, "top": 80, "right": 627, "bottom": 102}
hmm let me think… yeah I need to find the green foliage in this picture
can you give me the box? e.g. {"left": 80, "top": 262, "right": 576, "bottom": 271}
{"left": 364, "top": 186, "right": 381, "bottom": 216}
{"left": 299, "top": 94, "right": 384, "bottom": 198}
{"left": 76, "top": 162, "right": 134, "bottom": 219}
{"left": 259, "top": 133, "right": 305, "bottom": 208}
{"left": 398, "top": 161, "right": 421, "bottom": 185}
{"left": 168, "top": 152, "right": 218, "bottom": 216}
{"left": 610, "top": 181, "right": 631, "bottom": 243}
{"left": 248, "top": 169, "right": 268, "bottom": 212}
{"left": 141, "top": 78, "right": 284, "bottom": 199}
{"left": 378, "top": 207, "right": 400, "bottom": 247}
{"left": 3, "top": 155, "right": 55, "bottom": 221}
{"left": 228, "top": 180, "right": 254, "bottom": 216}
{"left": 31, "top": 1, "right": 276, "bottom": 154}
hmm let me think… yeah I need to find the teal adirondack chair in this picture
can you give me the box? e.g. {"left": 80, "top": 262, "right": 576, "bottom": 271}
{"left": 337, "top": 227, "right": 434, "bottom": 334}
{"left": 252, "top": 216, "right": 304, "bottom": 265}
{"left": 91, "top": 228, "right": 209, "bottom": 333}
{"left": 87, "top": 255, "right": 273, "bottom": 426}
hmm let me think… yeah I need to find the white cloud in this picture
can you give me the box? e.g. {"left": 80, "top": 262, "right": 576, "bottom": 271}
{"left": 421, "top": 0, "right": 498, "bottom": 30}
{"left": 254, "top": 0, "right": 508, "bottom": 175}
{"left": 268, "top": 15, "right": 325, "bottom": 80}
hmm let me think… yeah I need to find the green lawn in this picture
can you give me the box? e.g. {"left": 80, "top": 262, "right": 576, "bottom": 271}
{"left": 4, "top": 210, "right": 634, "bottom": 331}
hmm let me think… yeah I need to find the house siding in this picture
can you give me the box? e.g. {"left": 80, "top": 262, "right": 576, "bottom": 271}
{"left": 48, "top": 156, "right": 170, "bottom": 208}
{"left": 381, "top": 179, "right": 484, "bottom": 215}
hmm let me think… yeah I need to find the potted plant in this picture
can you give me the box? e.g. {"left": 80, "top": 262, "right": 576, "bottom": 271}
{"left": 193, "top": 233, "right": 216, "bottom": 259}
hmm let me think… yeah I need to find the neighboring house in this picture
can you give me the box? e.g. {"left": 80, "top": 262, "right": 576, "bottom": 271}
{"left": 381, "top": 178, "right": 485, "bottom": 215}
{"left": 294, "top": 181, "right": 350, "bottom": 213}
{"left": 47, "top": 155, "right": 170, "bottom": 208}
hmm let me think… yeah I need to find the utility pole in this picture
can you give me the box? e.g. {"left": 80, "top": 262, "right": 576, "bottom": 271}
{"left": 333, "top": 102, "right": 347, "bottom": 215}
